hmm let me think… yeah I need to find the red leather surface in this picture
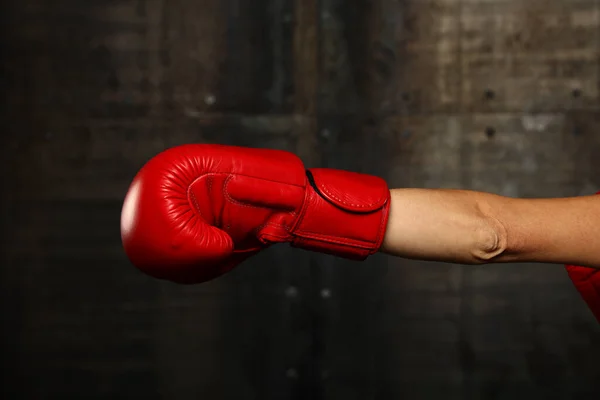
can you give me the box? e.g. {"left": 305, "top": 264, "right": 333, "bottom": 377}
{"left": 309, "top": 168, "right": 389, "bottom": 212}
{"left": 121, "top": 144, "right": 391, "bottom": 284}
{"left": 565, "top": 191, "right": 600, "bottom": 322}
{"left": 291, "top": 168, "right": 390, "bottom": 259}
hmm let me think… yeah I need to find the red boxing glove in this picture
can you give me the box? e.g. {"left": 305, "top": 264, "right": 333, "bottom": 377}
{"left": 565, "top": 191, "right": 600, "bottom": 322}
{"left": 121, "top": 144, "right": 391, "bottom": 284}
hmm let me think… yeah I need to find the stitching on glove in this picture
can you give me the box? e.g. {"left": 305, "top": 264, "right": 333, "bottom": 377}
{"left": 319, "top": 184, "right": 382, "bottom": 209}
{"left": 223, "top": 175, "right": 297, "bottom": 216}
{"left": 223, "top": 175, "right": 270, "bottom": 211}
{"left": 255, "top": 222, "right": 293, "bottom": 243}
{"left": 291, "top": 182, "right": 311, "bottom": 232}
{"left": 256, "top": 221, "right": 292, "bottom": 232}
{"left": 181, "top": 167, "right": 306, "bottom": 189}
{"left": 188, "top": 191, "right": 203, "bottom": 220}
{"left": 307, "top": 170, "right": 384, "bottom": 209}
{"left": 294, "top": 230, "right": 374, "bottom": 248}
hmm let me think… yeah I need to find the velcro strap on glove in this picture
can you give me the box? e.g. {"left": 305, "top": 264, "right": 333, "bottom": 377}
{"left": 291, "top": 168, "right": 391, "bottom": 260}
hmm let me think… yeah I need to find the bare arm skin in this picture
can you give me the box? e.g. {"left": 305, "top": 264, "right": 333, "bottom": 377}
{"left": 380, "top": 189, "right": 600, "bottom": 268}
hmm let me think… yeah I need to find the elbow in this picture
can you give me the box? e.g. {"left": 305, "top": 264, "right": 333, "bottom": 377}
{"left": 470, "top": 216, "right": 508, "bottom": 263}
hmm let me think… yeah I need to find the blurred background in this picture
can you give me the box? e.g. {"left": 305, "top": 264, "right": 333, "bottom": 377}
{"left": 1, "top": 0, "right": 600, "bottom": 399}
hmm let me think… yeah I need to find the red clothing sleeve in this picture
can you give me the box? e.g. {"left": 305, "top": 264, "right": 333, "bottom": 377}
{"left": 565, "top": 191, "right": 600, "bottom": 322}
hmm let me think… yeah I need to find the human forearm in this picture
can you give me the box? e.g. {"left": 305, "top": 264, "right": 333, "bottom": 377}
{"left": 380, "top": 189, "right": 600, "bottom": 268}
{"left": 380, "top": 189, "right": 505, "bottom": 264}
{"left": 477, "top": 192, "right": 600, "bottom": 267}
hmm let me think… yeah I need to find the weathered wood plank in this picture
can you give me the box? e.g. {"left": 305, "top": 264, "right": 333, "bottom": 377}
{"left": 461, "top": 0, "right": 600, "bottom": 112}
{"left": 384, "top": 112, "right": 600, "bottom": 196}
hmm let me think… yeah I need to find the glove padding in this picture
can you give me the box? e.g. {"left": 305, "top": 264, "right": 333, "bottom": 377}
{"left": 121, "top": 144, "right": 390, "bottom": 284}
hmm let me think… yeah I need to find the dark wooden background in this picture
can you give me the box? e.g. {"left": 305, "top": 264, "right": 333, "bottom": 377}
{"left": 1, "top": 0, "right": 599, "bottom": 399}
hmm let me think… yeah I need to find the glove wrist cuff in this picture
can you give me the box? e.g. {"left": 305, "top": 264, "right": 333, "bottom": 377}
{"left": 290, "top": 169, "right": 391, "bottom": 259}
